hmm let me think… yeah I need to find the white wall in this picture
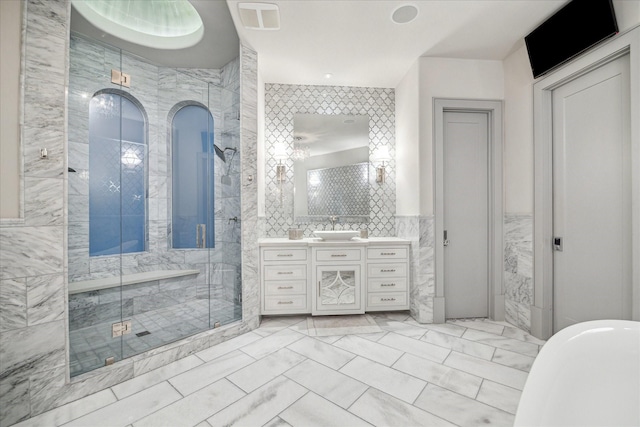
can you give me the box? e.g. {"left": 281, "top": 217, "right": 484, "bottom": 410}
{"left": 503, "top": 45, "right": 534, "bottom": 214}
{"left": 395, "top": 60, "right": 420, "bottom": 216}
{"left": 418, "top": 57, "right": 504, "bottom": 215}
{"left": 0, "top": 0, "right": 23, "bottom": 219}
{"left": 502, "top": 0, "right": 640, "bottom": 215}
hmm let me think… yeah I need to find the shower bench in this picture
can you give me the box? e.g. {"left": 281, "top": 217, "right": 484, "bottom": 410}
{"left": 68, "top": 269, "right": 200, "bottom": 294}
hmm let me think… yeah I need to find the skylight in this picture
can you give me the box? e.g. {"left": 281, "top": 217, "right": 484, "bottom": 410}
{"left": 71, "top": 0, "right": 204, "bottom": 49}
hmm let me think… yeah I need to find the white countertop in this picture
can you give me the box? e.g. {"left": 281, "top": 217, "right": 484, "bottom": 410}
{"left": 258, "top": 237, "right": 410, "bottom": 246}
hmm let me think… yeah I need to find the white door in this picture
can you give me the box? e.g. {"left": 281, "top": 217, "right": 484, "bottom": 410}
{"left": 552, "top": 54, "right": 632, "bottom": 333}
{"left": 443, "top": 111, "right": 489, "bottom": 319}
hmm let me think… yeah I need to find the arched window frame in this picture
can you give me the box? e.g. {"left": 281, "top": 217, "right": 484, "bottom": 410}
{"left": 88, "top": 89, "right": 149, "bottom": 257}
{"left": 168, "top": 101, "right": 216, "bottom": 250}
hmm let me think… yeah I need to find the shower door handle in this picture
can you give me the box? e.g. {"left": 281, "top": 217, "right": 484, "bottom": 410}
{"left": 196, "top": 224, "right": 206, "bottom": 248}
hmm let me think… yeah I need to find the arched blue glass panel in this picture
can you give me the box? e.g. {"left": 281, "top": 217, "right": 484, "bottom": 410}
{"left": 171, "top": 105, "right": 215, "bottom": 249}
{"left": 89, "top": 93, "right": 147, "bottom": 256}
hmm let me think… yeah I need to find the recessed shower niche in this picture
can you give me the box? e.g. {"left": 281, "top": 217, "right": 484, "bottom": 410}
{"left": 66, "top": 33, "right": 242, "bottom": 376}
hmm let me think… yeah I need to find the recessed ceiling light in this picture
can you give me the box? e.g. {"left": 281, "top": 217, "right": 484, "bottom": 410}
{"left": 391, "top": 4, "right": 419, "bottom": 24}
{"left": 324, "top": 73, "right": 333, "bottom": 79}
{"left": 71, "top": 0, "right": 204, "bottom": 49}
{"left": 238, "top": 3, "right": 280, "bottom": 30}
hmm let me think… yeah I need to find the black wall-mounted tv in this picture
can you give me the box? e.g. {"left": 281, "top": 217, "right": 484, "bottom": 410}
{"left": 524, "top": 0, "right": 618, "bottom": 78}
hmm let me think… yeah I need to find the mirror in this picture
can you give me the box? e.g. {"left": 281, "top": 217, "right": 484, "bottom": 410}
{"left": 293, "top": 114, "right": 370, "bottom": 223}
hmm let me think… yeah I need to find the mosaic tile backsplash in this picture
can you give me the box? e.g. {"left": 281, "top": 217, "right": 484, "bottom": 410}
{"left": 307, "top": 163, "right": 369, "bottom": 216}
{"left": 264, "top": 84, "right": 396, "bottom": 237}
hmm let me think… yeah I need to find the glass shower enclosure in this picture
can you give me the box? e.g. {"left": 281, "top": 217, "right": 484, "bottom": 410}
{"left": 67, "top": 33, "right": 242, "bottom": 377}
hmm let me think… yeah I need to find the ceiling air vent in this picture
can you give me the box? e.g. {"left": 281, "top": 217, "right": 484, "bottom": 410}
{"left": 238, "top": 3, "right": 280, "bottom": 30}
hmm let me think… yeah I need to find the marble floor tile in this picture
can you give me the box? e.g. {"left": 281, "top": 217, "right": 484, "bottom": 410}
{"left": 339, "top": 356, "right": 426, "bottom": 403}
{"left": 422, "top": 329, "right": 496, "bottom": 360}
{"left": 348, "top": 388, "right": 455, "bottom": 427}
{"left": 491, "top": 347, "right": 535, "bottom": 372}
{"left": 21, "top": 316, "right": 544, "bottom": 427}
{"left": 62, "top": 382, "right": 181, "bottom": 427}
{"left": 414, "top": 383, "right": 515, "bottom": 427}
{"left": 462, "top": 329, "right": 539, "bottom": 357}
{"left": 379, "top": 332, "right": 451, "bottom": 363}
{"left": 13, "top": 389, "right": 117, "bottom": 427}
{"left": 169, "top": 350, "right": 255, "bottom": 396}
{"left": 283, "top": 359, "right": 368, "bottom": 409}
{"left": 279, "top": 392, "right": 372, "bottom": 427}
{"left": 448, "top": 319, "right": 505, "bottom": 335}
{"left": 502, "top": 325, "right": 547, "bottom": 346}
{"left": 370, "top": 311, "right": 412, "bottom": 322}
{"left": 227, "top": 348, "right": 306, "bottom": 393}
{"left": 111, "top": 354, "right": 203, "bottom": 399}
{"left": 373, "top": 319, "right": 429, "bottom": 339}
{"left": 476, "top": 380, "right": 522, "bottom": 415}
{"left": 263, "top": 416, "right": 292, "bottom": 427}
{"left": 408, "top": 320, "right": 467, "bottom": 337}
{"left": 286, "top": 336, "right": 356, "bottom": 370}
{"left": 355, "top": 331, "right": 388, "bottom": 342}
{"left": 206, "top": 376, "right": 307, "bottom": 427}
{"left": 195, "top": 331, "right": 262, "bottom": 362}
{"left": 333, "top": 335, "right": 403, "bottom": 366}
{"left": 132, "top": 379, "right": 245, "bottom": 427}
{"left": 444, "top": 351, "right": 529, "bottom": 390}
{"left": 393, "top": 353, "right": 482, "bottom": 399}
{"left": 239, "top": 328, "right": 305, "bottom": 359}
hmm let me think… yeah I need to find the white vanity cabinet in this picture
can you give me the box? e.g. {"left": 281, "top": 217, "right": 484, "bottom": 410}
{"left": 365, "top": 246, "right": 410, "bottom": 311}
{"left": 259, "top": 237, "right": 410, "bottom": 316}
{"left": 260, "top": 245, "right": 310, "bottom": 315}
{"left": 312, "top": 247, "right": 364, "bottom": 315}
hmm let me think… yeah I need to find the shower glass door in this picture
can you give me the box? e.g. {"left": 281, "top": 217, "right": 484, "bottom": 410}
{"left": 67, "top": 32, "right": 242, "bottom": 377}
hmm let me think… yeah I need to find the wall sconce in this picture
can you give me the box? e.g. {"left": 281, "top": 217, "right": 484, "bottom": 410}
{"left": 373, "top": 146, "right": 391, "bottom": 184}
{"left": 274, "top": 142, "right": 287, "bottom": 183}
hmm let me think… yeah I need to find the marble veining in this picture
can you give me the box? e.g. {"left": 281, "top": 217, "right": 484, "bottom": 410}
{"left": 0, "top": 0, "right": 260, "bottom": 420}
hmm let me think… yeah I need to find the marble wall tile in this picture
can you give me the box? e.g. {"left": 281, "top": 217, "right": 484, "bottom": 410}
{"left": 396, "top": 215, "right": 434, "bottom": 324}
{"left": 0, "top": 226, "right": 64, "bottom": 280}
{"left": 22, "top": 127, "right": 65, "bottom": 179}
{"left": 26, "top": 273, "right": 65, "bottom": 326}
{"left": 263, "top": 84, "right": 396, "bottom": 237}
{"left": 0, "top": 320, "right": 67, "bottom": 385}
{"left": 0, "top": 6, "right": 261, "bottom": 424}
{"left": 0, "top": 373, "right": 31, "bottom": 426}
{"left": 0, "top": 278, "right": 28, "bottom": 332}
{"left": 504, "top": 214, "right": 533, "bottom": 332}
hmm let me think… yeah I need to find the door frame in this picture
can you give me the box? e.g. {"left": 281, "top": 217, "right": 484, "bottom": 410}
{"left": 433, "top": 99, "right": 504, "bottom": 323}
{"left": 532, "top": 25, "right": 640, "bottom": 340}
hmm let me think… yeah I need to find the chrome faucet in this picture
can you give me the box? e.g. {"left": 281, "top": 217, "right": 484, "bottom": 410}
{"left": 329, "top": 215, "right": 338, "bottom": 230}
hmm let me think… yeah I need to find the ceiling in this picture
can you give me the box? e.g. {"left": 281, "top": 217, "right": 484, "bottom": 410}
{"left": 227, "top": 0, "right": 568, "bottom": 87}
{"left": 70, "top": 0, "right": 240, "bottom": 69}
{"left": 71, "top": 0, "right": 569, "bottom": 87}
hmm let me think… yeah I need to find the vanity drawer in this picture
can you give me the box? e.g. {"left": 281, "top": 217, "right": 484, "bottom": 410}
{"left": 367, "top": 247, "right": 408, "bottom": 260}
{"left": 263, "top": 248, "right": 307, "bottom": 262}
{"left": 367, "top": 277, "right": 407, "bottom": 292}
{"left": 315, "top": 249, "right": 361, "bottom": 262}
{"left": 368, "top": 263, "right": 407, "bottom": 278}
{"left": 366, "top": 292, "right": 407, "bottom": 308}
{"left": 264, "top": 265, "right": 307, "bottom": 281}
{"left": 264, "top": 280, "right": 307, "bottom": 295}
{"left": 264, "top": 295, "right": 308, "bottom": 311}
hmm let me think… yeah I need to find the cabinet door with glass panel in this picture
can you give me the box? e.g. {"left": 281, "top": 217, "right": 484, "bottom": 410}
{"left": 313, "top": 265, "right": 363, "bottom": 315}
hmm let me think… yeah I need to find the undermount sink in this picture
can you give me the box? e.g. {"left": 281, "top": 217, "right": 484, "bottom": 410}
{"left": 313, "top": 230, "right": 360, "bottom": 240}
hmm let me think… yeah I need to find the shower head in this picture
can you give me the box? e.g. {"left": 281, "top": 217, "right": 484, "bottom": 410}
{"left": 214, "top": 144, "right": 226, "bottom": 162}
